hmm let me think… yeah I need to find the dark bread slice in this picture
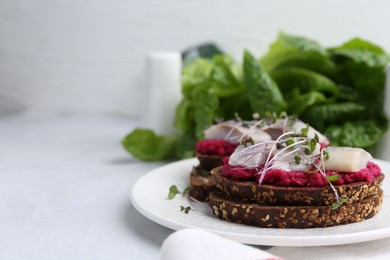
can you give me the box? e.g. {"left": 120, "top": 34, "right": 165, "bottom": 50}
{"left": 213, "top": 166, "right": 384, "bottom": 206}
{"left": 196, "top": 152, "right": 227, "bottom": 171}
{"left": 209, "top": 189, "right": 383, "bottom": 228}
{"left": 188, "top": 166, "right": 217, "bottom": 201}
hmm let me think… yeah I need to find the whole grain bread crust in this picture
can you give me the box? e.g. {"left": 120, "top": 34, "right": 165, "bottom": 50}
{"left": 188, "top": 166, "right": 217, "bottom": 201}
{"left": 212, "top": 167, "right": 384, "bottom": 206}
{"left": 209, "top": 190, "right": 383, "bottom": 228}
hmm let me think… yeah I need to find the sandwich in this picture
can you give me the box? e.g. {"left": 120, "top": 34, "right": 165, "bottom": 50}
{"left": 208, "top": 124, "right": 384, "bottom": 228}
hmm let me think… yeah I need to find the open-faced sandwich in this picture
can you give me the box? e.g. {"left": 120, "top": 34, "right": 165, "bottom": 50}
{"left": 189, "top": 120, "right": 272, "bottom": 201}
{"left": 208, "top": 117, "right": 384, "bottom": 228}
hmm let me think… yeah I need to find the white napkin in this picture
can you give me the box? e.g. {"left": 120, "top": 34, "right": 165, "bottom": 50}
{"left": 160, "top": 229, "right": 283, "bottom": 260}
{"left": 268, "top": 237, "right": 390, "bottom": 260}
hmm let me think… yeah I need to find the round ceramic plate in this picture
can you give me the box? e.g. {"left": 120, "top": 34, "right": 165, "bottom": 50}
{"left": 131, "top": 158, "right": 390, "bottom": 246}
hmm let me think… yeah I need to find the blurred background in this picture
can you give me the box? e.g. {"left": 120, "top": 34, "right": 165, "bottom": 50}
{"left": 1, "top": 0, "right": 390, "bottom": 118}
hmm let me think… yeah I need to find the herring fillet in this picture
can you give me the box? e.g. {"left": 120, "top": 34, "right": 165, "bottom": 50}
{"left": 324, "top": 146, "right": 373, "bottom": 172}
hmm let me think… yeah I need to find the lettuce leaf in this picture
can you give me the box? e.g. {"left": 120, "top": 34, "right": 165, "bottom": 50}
{"left": 325, "top": 121, "right": 383, "bottom": 148}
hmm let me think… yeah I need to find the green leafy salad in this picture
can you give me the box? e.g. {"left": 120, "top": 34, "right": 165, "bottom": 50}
{"left": 122, "top": 32, "right": 390, "bottom": 161}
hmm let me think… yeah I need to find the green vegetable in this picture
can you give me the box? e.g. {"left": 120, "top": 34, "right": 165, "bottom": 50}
{"left": 243, "top": 50, "right": 287, "bottom": 115}
{"left": 122, "top": 33, "right": 389, "bottom": 161}
{"left": 121, "top": 129, "right": 177, "bottom": 161}
{"left": 325, "top": 120, "right": 384, "bottom": 148}
{"left": 261, "top": 32, "right": 336, "bottom": 76}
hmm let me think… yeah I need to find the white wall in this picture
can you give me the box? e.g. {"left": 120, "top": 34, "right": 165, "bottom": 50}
{"left": 1, "top": 0, "right": 390, "bottom": 117}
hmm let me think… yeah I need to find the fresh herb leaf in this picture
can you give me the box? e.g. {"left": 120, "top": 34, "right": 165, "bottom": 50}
{"left": 327, "top": 174, "right": 340, "bottom": 182}
{"left": 294, "top": 155, "right": 301, "bottom": 164}
{"left": 286, "top": 89, "right": 327, "bottom": 116}
{"left": 182, "top": 187, "right": 190, "bottom": 196}
{"left": 330, "top": 197, "right": 348, "bottom": 210}
{"left": 121, "top": 129, "right": 177, "bottom": 161}
{"left": 261, "top": 32, "right": 336, "bottom": 76}
{"left": 301, "top": 124, "right": 309, "bottom": 137}
{"left": 243, "top": 50, "right": 286, "bottom": 115}
{"left": 270, "top": 67, "right": 339, "bottom": 96}
{"left": 301, "top": 103, "right": 366, "bottom": 131}
{"left": 180, "top": 206, "right": 192, "bottom": 214}
{"left": 168, "top": 185, "right": 179, "bottom": 200}
{"left": 325, "top": 120, "right": 383, "bottom": 148}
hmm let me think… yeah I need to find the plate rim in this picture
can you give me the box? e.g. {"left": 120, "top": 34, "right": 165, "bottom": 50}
{"left": 131, "top": 158, "right": 390, "bottom": 247}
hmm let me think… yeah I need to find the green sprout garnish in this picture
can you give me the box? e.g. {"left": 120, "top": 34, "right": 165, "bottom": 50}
{"left": 182, "top": 187, "right": 190, "bottom": 196}
{"left": 301, "top": 124, "right": 309, "bottom": 137}
{"left": 286, "top": 139, "right": 295, "bottom": 147}
{"left": 330, "top": 198, "right": 348, "bottom": 210}
{"left": 323, "top": 149, "right": 330, "bottom": 160}
{"left": 168, "top": 185, "right": 190, "bottom": 199}
{"left": 327, "top": 174, "right": 340, "bottom": 182}
{"left": 168, "top": 185, "right": 179, "bottom": 200}
{"left": 180, "top": 206, "right": 192, "bottom": 214}
{"left": 234, "top": 112, "right": 242, "bottom": 121}
{"left": 314, "top": 133, "right": 319, "bottom": 143}
{"left": 294, "top": 155, "right": 301, "bottom": 164}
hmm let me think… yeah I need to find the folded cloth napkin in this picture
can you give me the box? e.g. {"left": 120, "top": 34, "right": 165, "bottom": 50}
{"left": 267, "top": 237, "right": 390, "bottom": 260}
{"left": 160, "top": 229, "right": 283, "bottom": 260}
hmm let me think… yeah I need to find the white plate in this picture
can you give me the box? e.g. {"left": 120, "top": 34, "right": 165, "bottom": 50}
{"left": 131, "top": 158, "right": 390, "bottom": 246}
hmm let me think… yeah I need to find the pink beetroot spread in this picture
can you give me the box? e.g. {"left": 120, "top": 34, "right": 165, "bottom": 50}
{"left": 222, "top": 158, "right": 381, "bottom": 187}
{"left": 196, "top": 140, "right": 238, "bottom": 156}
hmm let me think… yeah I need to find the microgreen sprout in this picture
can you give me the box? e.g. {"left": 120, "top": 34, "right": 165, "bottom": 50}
{"left": 330, "top": 198, "right": 348, "bottom": 210}
{"left": 168, "top": 185, "right": 189, "bottom": 199}
{"left": 327, "top": 174, "right": 340, "bottom": 182}
{"left": 168, "top": 185, "right": 179, "bottom": 200}
{"left": 294, "top": 155, "right": 301, "bottom": 164}
{"left": 182, "top": 187, "right": 190, "bottom": 196}
{"left": 234, "top": 112, "right": 242, "bottom": 122}
{"left": 301, "top": 124, "right": 309, "bottom": 137}
{"left": 323, "top": 149, "right": 330, "bottom": 160}
{"left": 180, "top": 206, "right": 192, "bottom": 214}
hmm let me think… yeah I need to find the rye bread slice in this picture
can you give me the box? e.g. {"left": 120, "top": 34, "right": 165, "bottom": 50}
{"left": 209, "top": 190, "right": 383, "bottom": 228}
{"left": 196, "top": 152, "right": 227, "bottom": 171}
{"left": 188, "top": 166, "right": 217, "bottom": 201}
{"left": 212, "top": 167, "right": 384, "bottom": 206}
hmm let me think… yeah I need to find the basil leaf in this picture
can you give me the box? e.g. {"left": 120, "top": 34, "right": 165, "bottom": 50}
{"left": 192, "top": 86, "right": 219, "bottom": 139}
{"left": 244, "top": 50, "right": 286, "bottom": 115}
{"left": 261, "top": 32, "right": 336, "bottom": 76}
{"left": 301, "top": 102, "right": 366, "bottom": 131}
{"left": 121, "top": 129, "right": 177, "bottom": 161}
{"left": 270, "top": 67, "right": 339, "bottom": 96}
{"left": 287, "top": 89, "right": 327, "bottom": 115}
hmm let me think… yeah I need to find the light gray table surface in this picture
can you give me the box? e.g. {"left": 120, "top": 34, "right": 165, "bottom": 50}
{"left": 0, "top": 111, "right": 174, "bottom": 259}
{"left": 1, "top": 111, "right": 390, "bottom": 260}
